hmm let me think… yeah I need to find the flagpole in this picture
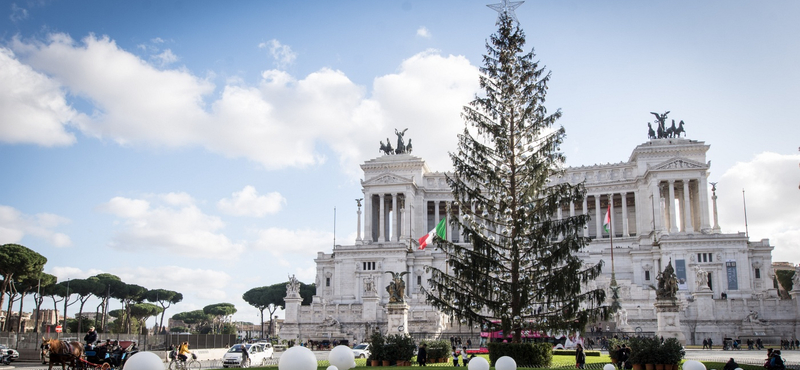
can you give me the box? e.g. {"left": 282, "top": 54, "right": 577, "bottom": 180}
{"left": 609, "top": 204, "right": 616, "bottom": 287}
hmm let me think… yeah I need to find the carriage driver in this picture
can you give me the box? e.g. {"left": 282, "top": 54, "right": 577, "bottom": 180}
{"left": 84, "top": 326, "right": 98, "bottom": 348}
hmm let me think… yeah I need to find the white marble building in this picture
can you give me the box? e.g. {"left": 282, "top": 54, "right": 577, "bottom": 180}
{"left": 279, "top": 137, "right": 799, "bottom": 345}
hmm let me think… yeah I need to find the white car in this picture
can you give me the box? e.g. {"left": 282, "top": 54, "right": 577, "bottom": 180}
{"left": 222, "top": 343, "right": 274, "bottom": 368}
{"left": 0, "top": 345, "right": 18, "bottom": 362}
{"left": 352, "top": 343, "right": 371, "bottom": 359}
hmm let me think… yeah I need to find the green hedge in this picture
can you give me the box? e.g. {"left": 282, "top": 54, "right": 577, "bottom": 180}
{"left": 553, "top": 350, "right": 601, "bottom": 357}
{"left": 421, "top": 339, "right": 451, "bottom": 361}
{"left": 487, "top": 342, "right": 553, "bottom": 368}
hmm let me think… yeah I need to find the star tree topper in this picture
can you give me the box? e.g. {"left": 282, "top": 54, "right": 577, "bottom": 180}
{"left": 487, "top": 0, "right": 525, "bottom": 25}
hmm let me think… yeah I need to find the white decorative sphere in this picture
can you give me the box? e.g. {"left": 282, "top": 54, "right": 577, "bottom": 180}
{"left": 682, "top": 360, "right": 707, "bottom": 370}
{"left": 122, "top": 351, "right": 163, "bottom": 370}
{"left": 326, "top": 366, "right": 339, "bottom": 370}
{"left": 496, "top": 356, "right": 517, "bottom": 370}
{"left": 735, "top": 368, "right": 743, "bottom": 370}
{"left": 328, "top": 345, "right": 356, "bottom": 370}
{"left": 468, "top": 356, "right": 490, "bottom": 370}
{"left": 279, "top": 346, "right": 317, "bottom": 370}
{"left": 604, "top": 364, "right": 617, "bottom": 370}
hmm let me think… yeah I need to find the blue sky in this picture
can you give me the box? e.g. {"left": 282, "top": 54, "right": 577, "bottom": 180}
{"left": 1, "top": 0, "right": 799, "bottom": 325}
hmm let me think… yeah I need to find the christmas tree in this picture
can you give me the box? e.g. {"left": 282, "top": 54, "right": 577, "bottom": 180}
{"left": 423, "top": 11, "right": 609, "bottom": 343}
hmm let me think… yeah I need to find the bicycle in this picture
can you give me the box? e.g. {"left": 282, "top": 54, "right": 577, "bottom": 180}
{"left": 168, "top": 353, "right": 201, "bottom": 370}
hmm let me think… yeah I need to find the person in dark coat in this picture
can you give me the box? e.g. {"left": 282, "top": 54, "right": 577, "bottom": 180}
{"left": 723, "top": 358, "right": 738, "bottom": 370}
{"left": 417, "top": 343, "right": 427, "bottom": 366}
{"left": 576, "top": 343, "right": 586, "bottom": 369}
{"left": 84, "top": 327, "right": 98, "bottom": 347}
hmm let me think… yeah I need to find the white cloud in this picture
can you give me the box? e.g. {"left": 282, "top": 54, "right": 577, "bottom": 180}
{"left": 49, "top": 266, "right": 106, "bottom": 280}
{"left": 0, "top": 47, "right": 80, "bottom": 146}
{"left": 9, "top": 3, "right": 28, "bottom": 22}
{"left": 259, "top": 39, "right": 296, "bottom": 69}
{"left": 252, "top": 227, "right": 333, "bottom": 257}
{"left": 716, "top": 152, "right": 800, "bottom": 264}
{"left": 0, "top": 205, "right": 72, "bottom": 247}
{"left": 48, "top": 265, "right": 231, "bottom": 302}
{"left": 97, "top": 194, "right": 245, "bottom": 258}
{"left": 114, "top": 265, "right": 232, "bottom": 300}
{"left": 416, "top": 26, "right": 431, "bottom": 38}
{"left": 217, "top": 186, "right": 285, "bottom": 217}
{"left": 152, "top": 49, "right": 178, "bottom": 67}
{"left": 8, "top": 34, "right": 479, "bottom": 176}
{"left": 367, "top": 50, "right": 479, "bottom": 171}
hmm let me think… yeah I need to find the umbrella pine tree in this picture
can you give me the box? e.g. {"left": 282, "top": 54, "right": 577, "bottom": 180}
{"left": 423, "top": 14, "right": 609, "bottom": 343}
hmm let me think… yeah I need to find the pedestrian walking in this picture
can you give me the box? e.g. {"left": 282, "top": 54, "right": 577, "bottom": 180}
{"left": 576, "top": 343, "right": 586, "bottom": 369}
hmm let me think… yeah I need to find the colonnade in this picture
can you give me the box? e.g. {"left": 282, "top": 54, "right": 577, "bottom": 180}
{"left": 360, "top": 178, "right": 714, "bottom": 244}
{"left": 362, "top": 192, "right": 408, "bottom": 243}
{"left": 650, "top": 177, "right": 711, "bottom": 235}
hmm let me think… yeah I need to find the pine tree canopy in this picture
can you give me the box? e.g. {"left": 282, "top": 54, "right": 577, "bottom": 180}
{"left": 422, "top": 14, "right": 609, "bottom": 343}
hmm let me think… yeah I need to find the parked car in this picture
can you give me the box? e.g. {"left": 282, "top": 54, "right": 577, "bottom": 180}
{"left": 0, "top": 345, "right": 18, "bottom": 362}
{"left": 222, "top": 343, "right": 274, "bottom": 368}
{"left": 352, "top": 343, "right": 371, "bottom": 359}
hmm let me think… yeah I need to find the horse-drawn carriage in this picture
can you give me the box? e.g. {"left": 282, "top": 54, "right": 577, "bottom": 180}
{"left": 41, "top": 338, "right": 139, "bottom": 370}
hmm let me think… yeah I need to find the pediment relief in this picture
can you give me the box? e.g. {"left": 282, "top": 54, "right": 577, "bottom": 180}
{"left": 363, "top": 173, "right": 413, "bottom": 185}
{"left": 651, "top": 157, "right": 707, "bottom": 171}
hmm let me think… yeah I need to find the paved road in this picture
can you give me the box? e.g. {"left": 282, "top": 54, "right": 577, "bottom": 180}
{"left": 683, "top": 348, "right": 800, "bottom": 363}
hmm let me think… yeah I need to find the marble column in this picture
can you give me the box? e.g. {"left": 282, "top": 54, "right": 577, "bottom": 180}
{"left": 434, "top": 200, "right": 440, "bottom": 232}
{"left": 683, "top": 180, "right": 694, "bottom": 233}
{"left": 621, "top": 192, "right": 630, "bottom": 237}
{"left": 364, "top": 193, "right": 372, "bottom": 242}
{"left": 400, "top": 206, "right": 406, "bottom": 243}
{"left": 356, "top": 201, "right": 363, "bottom": 243}
{"left": 711, "top": 183, "right": 721, "bottom": 233}
{"left": 401, "top": 193, "right": 409, "bottom": 242}
{"left": 668, "top": 180, "right": 679, "bottom": 234}
{"left": 582, "top": 196, "right": 589, "bottom": 237}
{"left": 569, "top": 200, "right": 575, "bottom": 238}
{"left": 379, "top": 194, "right": 386, "bottom": 242}
{"left": 594, "top": 195, "right": 602, "bottom": 238}
{"left": 392, "top": 193, "right": 398, "bottom": 241}
{"left": 699, "top": 174, "right": 711, "bottom": 231}
{"left": 651, "top": 181, "right": 663, "bottom": 233}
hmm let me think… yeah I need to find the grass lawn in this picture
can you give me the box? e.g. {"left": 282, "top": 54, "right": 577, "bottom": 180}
{"left": 211, "top": 354, "right": 752, "bottom": 370}
{"left": 217, "top": 354, "right": 616, "bottom": 369}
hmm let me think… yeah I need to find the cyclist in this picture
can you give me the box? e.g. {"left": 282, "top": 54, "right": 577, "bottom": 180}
{"left": 178, "top": 342, "right": 192, "bottom": 362}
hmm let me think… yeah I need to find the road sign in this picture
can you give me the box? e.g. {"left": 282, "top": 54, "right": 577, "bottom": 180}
{"left": 55, "top": 325, "right": 62, "bottom": 333}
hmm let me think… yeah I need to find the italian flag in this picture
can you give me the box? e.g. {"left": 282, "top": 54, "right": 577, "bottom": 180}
{"left": 418, "top": 217, "right": 447, "bottom": 250}
{"left": 603, "top": 204, "right": 611, "bottom": 233}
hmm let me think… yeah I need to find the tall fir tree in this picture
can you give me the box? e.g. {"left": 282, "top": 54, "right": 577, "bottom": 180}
{"left": 423, "top": 13, "right": 609, "bottom": 343}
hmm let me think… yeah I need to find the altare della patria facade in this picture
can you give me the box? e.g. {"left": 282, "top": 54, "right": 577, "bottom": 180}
{"left": 279, "top": 116, "right": 800, "bottom": 346}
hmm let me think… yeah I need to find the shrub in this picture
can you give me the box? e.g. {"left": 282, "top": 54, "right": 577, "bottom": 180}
{"left": 488, "top": 342, "right": 552, "bottom": 368}
{"left": 386, "top": 334, "right": 416, "bottom": 362}
{"left": 661, "top": 338, "right": 684, "bottom": 365}
{"left": 366, "top": 330, "right": 385, "bottom": 362}
{"left": 607, "top": 338, "right": 629, "bottom": 362}
{"left": 422, "top": 339, "right": 450, "bottom": 361}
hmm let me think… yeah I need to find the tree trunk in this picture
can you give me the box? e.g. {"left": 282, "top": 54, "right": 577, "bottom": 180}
{"left": 260, "top": 309, "right": 265, "bottom": 339}
{"left": 159, "top": 303, "right": 168, "bottom": 335}
{"left": 34, "top": 295, "right": 44, "bottom": 333}
{"left": 77, "top": 299, "right": 87, "bottom": 334}
{"left": 0, "top": 274, "right": 13, "bottom": 331}
{"left": 16, "top": 292, "right": 26, "bottom": 333}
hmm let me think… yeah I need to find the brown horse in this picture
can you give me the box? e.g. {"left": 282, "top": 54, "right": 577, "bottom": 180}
{"left": 42, "top": 338, "right": 83, "bottom": 370}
